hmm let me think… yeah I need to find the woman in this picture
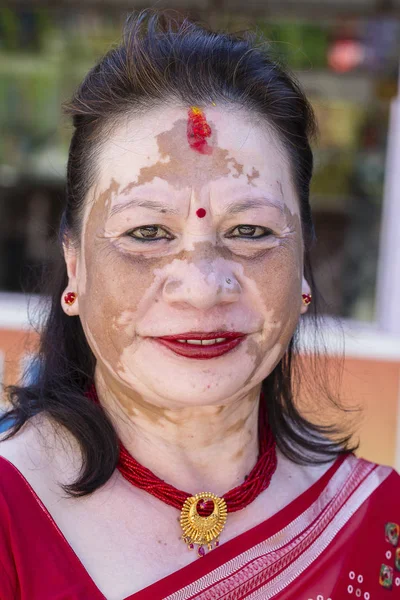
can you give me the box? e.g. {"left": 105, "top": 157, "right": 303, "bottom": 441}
{"left": 0, "top": 10, "right": 399, "bottom": 600}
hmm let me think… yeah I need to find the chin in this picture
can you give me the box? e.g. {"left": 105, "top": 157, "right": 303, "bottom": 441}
{"left": 114, "top": 338, "right": 274, "bottom": 406}
{"left": 117, "top": 365, "right": 257, "bottom": 408}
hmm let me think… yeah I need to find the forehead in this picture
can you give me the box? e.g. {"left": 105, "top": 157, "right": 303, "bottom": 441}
{"left": 93, "top": 105, "right": 298, "bottom": 212}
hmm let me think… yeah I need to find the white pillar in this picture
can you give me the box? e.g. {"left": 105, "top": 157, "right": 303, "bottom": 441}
{"left": 376, "top": 64, "right": 400, "bottom": 335}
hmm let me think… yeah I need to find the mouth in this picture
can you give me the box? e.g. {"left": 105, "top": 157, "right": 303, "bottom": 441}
{"left": 152, "top": 331, "right": 246, "bottom": 360}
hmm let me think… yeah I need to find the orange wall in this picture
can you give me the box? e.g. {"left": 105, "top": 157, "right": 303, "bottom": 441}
{"left": 0, "top": 328, "right": 38, "bottom": 389}
{"left": 1, "top": 328, "right": 399, "bottom": 468}
{"left": 297, "top": 355, "right": 400, "bottom": 467}
{"left": 339, "top": 357, "right": 399, "bottom": 466}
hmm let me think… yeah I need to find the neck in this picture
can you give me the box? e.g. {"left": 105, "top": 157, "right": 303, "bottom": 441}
{"left": 94, "top": 369, "right": 261, "bottom": 496}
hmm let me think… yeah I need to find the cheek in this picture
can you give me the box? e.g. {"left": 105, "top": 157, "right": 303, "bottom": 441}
{"left": 240, "top": 248, "right": 302, "bottom": 383}
{"left": 242, "top": 243, "right": 302, "bottom": 371}
{"left": 79, "top": 248, "right": 160, "bottom": 361}
{"left": 246, "top": 244, "right": 302, "bottom": 309}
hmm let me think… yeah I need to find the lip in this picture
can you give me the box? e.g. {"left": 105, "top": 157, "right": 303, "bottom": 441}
{"left": 157, "top": 331, "right": 245, "bottom": 341}
{"left": 152, "top": 331, "right": 246, "bottom": 360}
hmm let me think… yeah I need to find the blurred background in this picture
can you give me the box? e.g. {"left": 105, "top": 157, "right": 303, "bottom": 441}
{"left": 0, "top": 0, "right": 399, "bottom": 468}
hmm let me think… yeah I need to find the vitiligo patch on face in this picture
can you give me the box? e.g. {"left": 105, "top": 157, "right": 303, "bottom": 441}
{"left": 187, "top": 107, "right": 212, "bottom": 155}
{"left": 121, "top": 118, "right": 246, "bottom": 196}
{"left": 196, "top": 208, "right": 207, "bottom": 218}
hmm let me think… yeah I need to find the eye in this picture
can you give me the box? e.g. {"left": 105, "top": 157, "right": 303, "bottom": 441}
{"left": 226, "top": 225, "right": 274, "bottom": 239}
{"left": 126, "top": 225, "right": 174, "bottom": 241}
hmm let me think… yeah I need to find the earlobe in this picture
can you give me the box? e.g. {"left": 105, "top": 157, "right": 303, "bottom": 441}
{"left": 300, "top": 277, "right": 312, "bottom": 314}
{"left": 61, "top": 290, "right": 79, "bottom": 316}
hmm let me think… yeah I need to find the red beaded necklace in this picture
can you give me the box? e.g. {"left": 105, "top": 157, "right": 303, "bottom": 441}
{"left": 87, "top": 385, "right": 277, "bottom": 557}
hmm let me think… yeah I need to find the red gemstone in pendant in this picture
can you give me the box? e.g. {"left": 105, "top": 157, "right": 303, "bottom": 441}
{"left": 189, "top": 543, "right": 194, "bottom": 549}
{"left": 198, "top": 546, "right": 205, "bottom": 557}
{"left": 215, "top": 540, "right": 220, "bottom": 547}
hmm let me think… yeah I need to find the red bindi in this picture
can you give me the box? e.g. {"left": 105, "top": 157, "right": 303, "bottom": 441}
{"left": 196, "top": 208, "right": 207, "bottom": 218}
{"left": 187, "top": 106, "right": 212, "bottom": 155}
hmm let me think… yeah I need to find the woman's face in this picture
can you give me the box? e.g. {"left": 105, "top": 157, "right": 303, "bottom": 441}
{"left": 64, "top": 105, "right": 310, "bottom": 409}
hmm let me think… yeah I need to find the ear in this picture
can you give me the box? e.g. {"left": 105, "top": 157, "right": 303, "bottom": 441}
{"left": 300, "top": 276, "right": 311, "bottom": 315}
{"left": 61, "top": 240, "right": 80, "bottom": 317}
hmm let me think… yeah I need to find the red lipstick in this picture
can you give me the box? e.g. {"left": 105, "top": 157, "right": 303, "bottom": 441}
{"left": 153, "top": 331, "right": 246, "bottom": 360}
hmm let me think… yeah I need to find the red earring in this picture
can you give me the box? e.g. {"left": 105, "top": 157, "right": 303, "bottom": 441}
{"left": 64, "top": 292, "right": 77, "bottom": 306}
{"left": 302, "top": 293, "right": 312, "bottom": 306}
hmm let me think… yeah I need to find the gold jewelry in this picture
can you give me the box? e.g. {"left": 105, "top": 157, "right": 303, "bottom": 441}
{"left": 180, "top": 492, "right": 228, "bottom": 557}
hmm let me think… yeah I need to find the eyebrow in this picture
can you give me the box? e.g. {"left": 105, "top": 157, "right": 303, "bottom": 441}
{"left": 109, "top": 198, "right": 181, "bottom": 217}
{"left": 223, "top": 197, "right": 285, "bottom": 215}
{"left": 108, "top": 196, "right": 285, "bottom": 218}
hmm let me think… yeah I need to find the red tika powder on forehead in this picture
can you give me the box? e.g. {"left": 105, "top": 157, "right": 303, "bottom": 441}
{"left": 187, "top": 106, "right": 212, "bottom": 154}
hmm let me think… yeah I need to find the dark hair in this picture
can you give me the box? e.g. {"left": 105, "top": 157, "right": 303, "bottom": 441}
{"left": 1, "top": 10, "right": 358, "bottom": 497}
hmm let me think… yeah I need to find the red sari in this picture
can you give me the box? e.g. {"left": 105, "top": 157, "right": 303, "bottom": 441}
{"left": 0, "top": 452, "right": 399, "bottom": 599}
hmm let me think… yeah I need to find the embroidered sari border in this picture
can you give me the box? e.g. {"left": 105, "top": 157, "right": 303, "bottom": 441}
{"left": 248, "top": 464, "right": 391, "bottom": 599}
{"left": 164, "top": 456, "right": 384, "bottom": 600}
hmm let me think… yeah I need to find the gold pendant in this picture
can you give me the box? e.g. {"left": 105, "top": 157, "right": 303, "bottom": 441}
{"left": 180, "top": 492, "right": 228, "bottom": 557}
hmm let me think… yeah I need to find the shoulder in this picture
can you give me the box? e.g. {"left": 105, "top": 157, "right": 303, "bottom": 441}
{"left": 341, "top": 454, "right": 400, "bottom": 520}
{"left": 0, "top": 415, "right": 86, "bottom": 600}
{"left": 353, "top": 454, "right": 399, "bottom": 484}
{"left": 275, "top": 448, "right": 337, "bottom": 488}
{"left": 0, "top": 413, "right": 52, "bottom": 470}
{"left": 0, "top": 413, "right": 83, "bottom": 500}
{"left": 370, "top": 457, "right": 400, "bottom": 493}
{"left": 267, "top": 449, "right": 338, "bottom": 513}
{"left": 274, "top": 451, "right": 398, "bottom": 514}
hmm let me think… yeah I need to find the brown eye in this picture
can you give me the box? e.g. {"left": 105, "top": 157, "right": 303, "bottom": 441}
{"left": 237, "top": 226, "right": 257, "bottom": 236}
{"left": 136, "top": 226, "right": 160, "bottom": 238}
{"left": 127, "top": 226, "right": 173, "bottom": 241}
{"left": 228, "top": 225, "right": 273, "bottom": 239}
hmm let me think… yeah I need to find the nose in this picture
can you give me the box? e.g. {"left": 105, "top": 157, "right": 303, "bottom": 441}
{"left": 162, "top": 260, "right": 241, "bottom": 311}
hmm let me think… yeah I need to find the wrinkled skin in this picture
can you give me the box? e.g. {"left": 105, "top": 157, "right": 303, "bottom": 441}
{"left": 63, "top": 105, "right": 310, "bottom": 494}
